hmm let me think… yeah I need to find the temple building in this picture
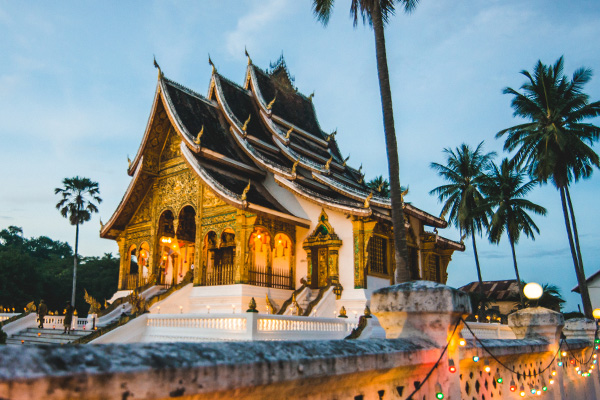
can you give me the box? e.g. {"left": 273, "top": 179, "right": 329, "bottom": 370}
{"left": 100, "top": 55, "right": 464, "bottom": 316}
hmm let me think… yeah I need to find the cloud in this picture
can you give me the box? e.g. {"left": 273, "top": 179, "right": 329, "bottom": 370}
{"left": 225, "top": 0, "right": 290, "bottom": 59}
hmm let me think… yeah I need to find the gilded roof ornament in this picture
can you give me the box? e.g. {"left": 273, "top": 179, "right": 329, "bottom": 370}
{"left": 241, "top": 180, "right": 251, "bottom": 201}
{"left": 291, "top": 159, "right": 299, "bottom": 175}
{"left": 266, "top": 94, "right": 276, "bottom": 110}
{"left": 364, "top": 192, "right": 373, "bottom": 208}
{"left": 285, "top": 126, "right": 293, "bottom": 140}
{"left": 325, "top": 156, "right": 333, "bottom": 171}
{"left": 342, "top": 154, "right": 350, "bottom": 167}
{"left": 358, "top": 164, "right": 363, "bottom": 174}
{"left": 326, "top": 130, "right": 337, "bottom": 142}
{"left": 377, "top": 182, "right": 384, "bottom": 193}
{"left": 194, "top": 125, "right": 204, "bottom": 145}
{"left": 308, "top": 91, "right": 315, "bottom": 102}
{"left": 242, "top": 114, "right": 251, "bottom": 132}
{"left": 153, "top": 55, "right": 163, "bottom": 79}
{"left": 244, "top": 47, "right": 252, "bottom": 65}
{"left": 208, "top": 54, "right": 216, "bottom": 74}
{"left": 358, "top": 175, "right": 364, "bottom": 184}
{"left": 127, "top": 155, "right": 131, "bottom": 169}
{"left": 401, "top": 187, "right": 409, "bottom": 204}
{"left": 99, "top": 218, "right": 104, "bottom": 230}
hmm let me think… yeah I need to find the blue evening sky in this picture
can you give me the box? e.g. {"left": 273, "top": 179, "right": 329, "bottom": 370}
{"left": 1, "top": 1, "right": 598, "bottom": 311}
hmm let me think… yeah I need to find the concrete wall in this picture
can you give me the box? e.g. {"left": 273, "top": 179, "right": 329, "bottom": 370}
{"left": 2, "top": 282, "right": 598, "bottom": 400}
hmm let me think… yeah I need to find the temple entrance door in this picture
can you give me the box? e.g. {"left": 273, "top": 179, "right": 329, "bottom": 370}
{"left": 310, "top": 246, "right": 329, "bottom": 289}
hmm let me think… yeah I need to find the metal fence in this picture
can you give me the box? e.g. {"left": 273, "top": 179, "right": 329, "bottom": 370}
{"left": 248, "top": 265, "right": 293, "bottom": 290}
{"left": 205, "top": 263, "right": 235, "bottom": 286}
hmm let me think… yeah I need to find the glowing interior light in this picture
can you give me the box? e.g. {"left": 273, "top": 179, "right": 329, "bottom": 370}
{"left": 551, "top": 370, "right": 557, "bottom": 376}
{"left": 593, "top": 308, "right": 600, "bottom": 319}
{"left": 561, "top": 351, "right": 567, "bottom": 357}
{"left": 484, "top": 360, "right": 491, "bottom": 373}
{"left": 459, "top": 338, "right": 466, "bottom": 346}
{"left": 549, "top": 379, "right": 555, "bottom": 385}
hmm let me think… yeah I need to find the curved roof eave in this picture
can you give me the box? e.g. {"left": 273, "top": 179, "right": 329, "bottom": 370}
{"left": 181, "top": 143, "right": 310, "bottom": 227}
{"left": 247, "top": 65, "right": 330, "bottom": 148}
{"left": 273, "top": 175, "right": 372, "bottom": 217}
{"left": 127, "top": 84, "right": 162, "bottom": 176}
{"left": 101, "top": 157, "right": 146, "bottom": 239}
{"left": 312, "top": 172, "right": 391, "bottom": 209}
{"left": 211, "top": 74, "right": 296, "bottom": 180}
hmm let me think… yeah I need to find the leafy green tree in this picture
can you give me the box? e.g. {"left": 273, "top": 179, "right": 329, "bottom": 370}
{"left": 430, "top": 142, "right": 495, "bottom": 301}
{"left": 497, "top": 57, "right": 600, "bottom": 318}
{"left": 481, "top": 159, "right": 547, "bottom": 307}
{"left": 312, "top": 0, "right": 418, "bottom": 282}
{"left": 55, "top": 177, "right": 102, "bottom": 306}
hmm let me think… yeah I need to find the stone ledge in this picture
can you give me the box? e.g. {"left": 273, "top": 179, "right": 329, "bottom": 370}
{"left": 0, "top": 339, "right": 437, "bottom": 399}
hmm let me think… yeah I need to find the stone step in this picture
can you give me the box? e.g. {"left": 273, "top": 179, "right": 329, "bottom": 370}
{"left": 7, "top": 337, "right": 73, "bottom": 345}
{"left": 17, "top": 332, "right": 88, "bottom": 340}
{"left": 22, "top": 327, "right": 89, "bottom": 335}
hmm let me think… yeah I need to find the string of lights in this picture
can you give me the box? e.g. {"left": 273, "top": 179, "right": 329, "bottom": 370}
{"left": 399, "top": 316, "right": 597, "bottom": 399}
{"left": 461, "top": 317, "right": 563, "bottom": 377}
{"left": 405, "top": 317, "right": 462, "bottom": 400}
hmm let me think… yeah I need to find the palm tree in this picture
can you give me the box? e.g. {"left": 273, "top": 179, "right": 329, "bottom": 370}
{"left": 55, "top": 177, "right": 102, "bottom": 306}
{"left": 481, "top": 159, "right": 547, "bottom": 307}
{"left": 367, "top": 175, "right": 390, "bottom": 197}
{"left": 430, "top": 142, "right": 495, "bottom": 301}
{"left": 312, "top": 0, "right": 419, "bottom": 283}
{"left": 497, "top": 57, "right": 600, "bottom": 318}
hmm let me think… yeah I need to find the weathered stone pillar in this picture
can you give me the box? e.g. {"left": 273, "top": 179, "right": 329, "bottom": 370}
{"left": 507, "top": 307, "right": 564, "bottom": 343}
{"left": 371, "top": 281, "right": 471, "bottom": 400}
{"left": 562, "top": 318, "right": 596, "bottom": 341}
{"left": 508, "top": 307, "right": 566, "bottom": 400}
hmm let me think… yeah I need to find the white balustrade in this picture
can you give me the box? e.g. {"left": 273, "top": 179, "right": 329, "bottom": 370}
{"left": 461, "top": 322, "right": 516, "bottom": 340}
{"left": 100, "top": 312, "right": 358, "bottom": 343}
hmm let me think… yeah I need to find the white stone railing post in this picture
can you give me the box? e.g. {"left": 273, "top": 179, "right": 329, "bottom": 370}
{"left": 371, "top": 281, "right": 471, "bottom": 400}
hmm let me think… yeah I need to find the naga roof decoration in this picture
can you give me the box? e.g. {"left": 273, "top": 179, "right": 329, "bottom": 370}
{"left": 101, "top": 56, "right": 453, "bottom": 241}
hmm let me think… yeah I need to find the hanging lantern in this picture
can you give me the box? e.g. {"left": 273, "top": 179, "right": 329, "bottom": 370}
{"left": 434, "top": 383, "right": 444, "bottom": 400}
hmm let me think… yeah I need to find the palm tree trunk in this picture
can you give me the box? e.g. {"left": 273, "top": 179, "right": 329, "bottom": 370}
{"left": 507, "top": 230, "right": 525, "bottom": 308}
{"left": 371, "top": 0, "right": 410, "bottom": 283}
{"left": 72, "top": 221, "right": 79, "bottom": 306}
{"left": 564, "top": 186, "right": 593, "bottom": 318}
{"left": 560, "top": 187, "right": 592, "bottom": 318}
{"left": 471, "top": 228, "right": 485, "bottom": 320}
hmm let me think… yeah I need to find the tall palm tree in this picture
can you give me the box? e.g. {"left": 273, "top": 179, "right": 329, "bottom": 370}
{"left": 55, "top": 177, "right": 102, "bottom": 306}
{"left": 312, "top": 0, "right": 419, "bottom": 283}
{"left": 497, "top": 57, "right": 600, "bottom": 318}
{"left": 481, "top": 159, "right": 547, "bottom": 307}
{"left": 430, "top": 142, "right": 495, "bottom": 299}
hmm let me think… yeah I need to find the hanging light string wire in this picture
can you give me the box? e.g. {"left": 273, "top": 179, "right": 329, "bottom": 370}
{"left": 405, "top": 317, "right": 462, "bottom": 400}
{"left": 564, "top": 338, "right": 596, "bottom": 366}
{"left": 461, "top": 316, "right": 565, "bottom": 377}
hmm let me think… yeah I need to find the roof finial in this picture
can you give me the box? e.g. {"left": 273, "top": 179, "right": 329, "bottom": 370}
{"left": 364, "top": 192, "right": 373, "bottom": 208}
{"left": 358, "top": 163, "right": 362, "bottom": 173}
{"left": 291, "top": 160, "right": 299, "bottom": 175}
{"left": 208, "top": 54, "right": 216, "bottom": 74}
{"left": 377, "top": 182, "right": 384, "bottom": 193}
{"left": 266, "top": 94, "right": 276, "bottom": 110}
{"left": 358, "top": 174, "right": 364, "bottom": 184}
{"left": 325, "top": 156, "right": 333, "bottom": 171}
{"left": 401, "top": 187, "right": 409, "bottom": 204}
{"left": 308, "top": 91, "right": 315, "bottom": 102}
{"left": 99, "top": 218, "right": 104, "bottom": 229}
{"left": 242, "top": 114, "right": 251, "bottom": 132}
{"left": 285, "top": 126, "right": 293, "bottom": 140}
{"left": 342, "top": 154, "right": 350, "bottom": 167}
{"left": 153, "top": 55, "right": 163, "bottom": 79}
{"left": 127, "top": 155, "right": 131, "bottom": 169}
{"left": 245, "top": 47, "right": 252, "bottom": 65}
{"left": 326, "top": 130, "right": 337, "bottom": 142}
{"left": 194, "top": 125, "right": 204, "bottom": 145}
{"left": 241, "top": 180, "right": 251, "bottom": 201}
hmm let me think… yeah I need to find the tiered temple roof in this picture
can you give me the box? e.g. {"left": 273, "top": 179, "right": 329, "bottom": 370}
{"left": 101, "top": 56, "right": 463, "bottom": 251}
